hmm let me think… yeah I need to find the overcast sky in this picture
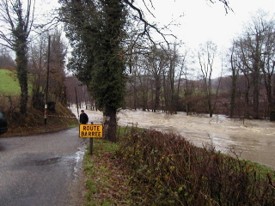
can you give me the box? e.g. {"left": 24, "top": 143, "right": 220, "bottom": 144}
{"left": 36, "top": 0, "right": 275, "bottom": 50}
{"left": 151, "top": 0, "right": 275, "bottom": 50}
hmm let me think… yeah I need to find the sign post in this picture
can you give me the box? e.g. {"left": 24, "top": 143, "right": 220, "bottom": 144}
{"left": 79, "top": 124, "right": 103, "bottom": 155}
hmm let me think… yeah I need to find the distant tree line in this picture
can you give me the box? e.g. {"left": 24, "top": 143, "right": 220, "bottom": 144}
{"left": 123, "top": 11, "right": 275, "bottom": 120}
{"left": 228, "top": 11, "right": 275, "bottom": 119}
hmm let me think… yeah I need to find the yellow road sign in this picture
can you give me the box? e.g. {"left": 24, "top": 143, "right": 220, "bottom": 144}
{"left": 79, "top": 124, "right": 103, "bottom": 138}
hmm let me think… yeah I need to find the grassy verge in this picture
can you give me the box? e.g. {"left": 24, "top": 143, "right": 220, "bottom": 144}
{"left": 83, "top": 138, "right": 131, "bottom": 206}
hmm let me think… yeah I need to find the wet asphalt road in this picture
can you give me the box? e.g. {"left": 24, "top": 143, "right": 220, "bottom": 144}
{"left": 0, "top": 127, "right": 87, "bottom": 206}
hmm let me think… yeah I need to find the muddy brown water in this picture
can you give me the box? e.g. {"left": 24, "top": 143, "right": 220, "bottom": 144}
{"left": 72, "top": 107, "right": 275, "bottom": 170}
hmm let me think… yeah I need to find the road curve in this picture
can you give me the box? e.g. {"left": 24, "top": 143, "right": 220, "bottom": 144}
{"left": 0, "top": 127, "right": 86, "bottom": 206}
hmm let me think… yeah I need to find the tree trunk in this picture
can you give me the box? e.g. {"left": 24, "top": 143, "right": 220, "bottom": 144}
{"left": 230, "top": 76, "right": 237, "bottom": 118}
{"left": 263, "top": 73, "right": 273, "bottom": 116}
{"left": 15, "top": 40, "right": 29, "bottom": 115}
{"left": 252, "top": 70, "right": 260, "bottom": 119}
{"left": 208, "top": 94, "right": 213, "bottom": 118}
{"left": 104, "top": 106, "right": 117, "bottom": 142}
{"left": 229, "top": 52, "right": 238, "bottom": 118}
{"left": 154, "top": 76, "right": 161, "bottom": 112}
{"left": 244, "top": 75, "right": 251, "bottom": 118}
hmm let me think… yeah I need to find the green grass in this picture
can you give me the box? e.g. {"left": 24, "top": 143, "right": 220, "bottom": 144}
{"left": 244, "top": 159, "right": 275, "bottom": 180}
{"left": 0, "top": 68, "right": 33, "bottom": 98}
{"left": 0, "top": 69, "right": 20, "bottom": 96}
{"left": 93, "top": 138, "right": 119, "bottom": 154}
{"left": 83, "top": 137, "right": 130, "bottom": 206}
{"left": 83, "top": 140, "right": 117, "bottom": 206}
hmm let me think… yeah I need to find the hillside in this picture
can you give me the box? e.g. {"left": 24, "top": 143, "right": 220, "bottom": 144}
{"left": 0, "top": 68, "right": 78, "bottom": 137}
{"left": 0, "top": 68, "right": 20, "bottom": 96}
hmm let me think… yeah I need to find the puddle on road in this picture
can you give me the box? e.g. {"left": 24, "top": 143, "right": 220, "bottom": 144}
{"left": 11, "top": 142, "right": 86, "bottom": 179}
{"left": 33, "top": 157, "right": 61, "bottom": 166}
{"left": 12, "top": 153, "right": 62, "bottom": 169}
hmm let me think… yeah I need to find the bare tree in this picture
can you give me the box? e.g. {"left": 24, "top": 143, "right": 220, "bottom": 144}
{"left": 29, "top": 33, "right": 47, "bottom": 109}
{"left": 234, "top": 11, "right": 275, "bottom": 119}
{"left": 162, "top": 43, "right": 182, "bottom": 114}
{"left": 228, "top": 40, "right": 240, "bottom": 118}
{"left": 29, "top": 30, "right": 67, "bottom": 109}
{"left": 125, "top": 42, "right": 148, "bottom": 110}
{"left": 48, "top": 30, "right": 67, "bottom": 104}
{"left": 137, "top": 69, "right": 150, "bottom": 111}
{"left": 144, "top": 45, "right": 168, "bottom": 112}
{"left": 0, "top": 0, "right": 35, "bottom": 114}
{"left": 198, "top": 41, "right": 218, "bottom": 117}
{"left": 259, "top": 15, "right": 275, "bottom": 115}
{"left": 175, "top": 50, "right": 187, "bottom": 112}
{"left": 182, "top": 55, "right": 196, "bottom": 115}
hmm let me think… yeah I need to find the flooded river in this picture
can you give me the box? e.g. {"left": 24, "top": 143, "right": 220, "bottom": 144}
{"left": 72, "top": 107, "right": 275, "bottom": 170}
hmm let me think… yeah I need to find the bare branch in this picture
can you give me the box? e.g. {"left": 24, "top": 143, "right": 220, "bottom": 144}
{"left": 2, "top": 0, "right": 15, "bottom": 31}
{"left": 124, "top": 0, "right": 174, "bottom": 46}
{"left": 25, "top": 0, "right": 35, "bottom": 35}
{"left": 209, "top": 0, "right": 233, "bottom": 14}
{"left": 141, "top": 0, "right": 155, "bottom": 18}
{"left": 0, "top": 41, "right": 13, "bottom": 49}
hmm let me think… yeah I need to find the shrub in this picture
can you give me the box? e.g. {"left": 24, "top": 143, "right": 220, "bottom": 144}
{"left": 117, "top": 128, "right": 275, "bottom": 205}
